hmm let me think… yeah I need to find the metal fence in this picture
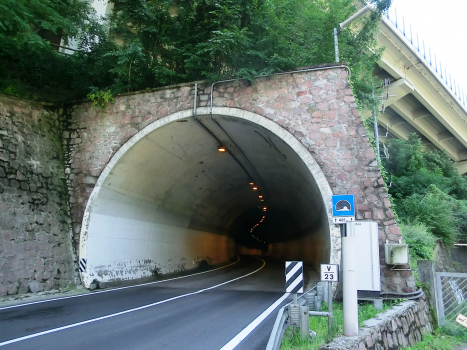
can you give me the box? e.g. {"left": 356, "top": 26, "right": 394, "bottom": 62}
{"left": 384, "top": 7, "right": 467, "bottom": 109}
{"left": 435, "top": 272, "right": 467, "bottom": 329}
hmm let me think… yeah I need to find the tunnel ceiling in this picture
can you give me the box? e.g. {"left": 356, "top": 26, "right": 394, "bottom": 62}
{"left": 101, "top": 114, "right": 327, "bottom": 245}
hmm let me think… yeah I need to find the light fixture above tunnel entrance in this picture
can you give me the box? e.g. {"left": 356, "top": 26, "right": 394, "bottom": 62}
{"left": 217, "top": 146, "right": 226, "bottom": 152}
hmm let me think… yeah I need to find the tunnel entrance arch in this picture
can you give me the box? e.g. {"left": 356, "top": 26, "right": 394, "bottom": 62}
{"left": 79, "top": 107, "right": 339, "bottom": 288}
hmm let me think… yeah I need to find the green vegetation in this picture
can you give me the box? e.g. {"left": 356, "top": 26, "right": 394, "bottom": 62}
{"left": 404, "top": 325, "right": 467, "bottom": 350}
{"left": 280, "top": 301, "right": 395, "bottom": 350}
{"left": 377, "top": 131, "right": 467, "bottom": 350}
{"left": 382, "top": 134, "right": 467, "bottom": 246}
{"left": 0, "top": 0, "right": 116, "bottom": 103}
{"left": 87, "top": 89, "right": 115, "bottom": 109}
{"left": 1, "top": 0, "right": 391, "bottom": 105}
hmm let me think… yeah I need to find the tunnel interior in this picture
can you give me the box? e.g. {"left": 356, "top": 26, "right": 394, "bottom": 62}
{"left": 82, "top": 114, "right": 332, "bottom": 285}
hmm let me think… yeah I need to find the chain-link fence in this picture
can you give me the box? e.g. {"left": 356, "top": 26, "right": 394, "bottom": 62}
{"left": 435, "top": 272, "right": 467, "bottom": 330}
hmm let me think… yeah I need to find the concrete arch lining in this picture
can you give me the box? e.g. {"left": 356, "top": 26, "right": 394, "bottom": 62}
{"left": 79, "top": 107, "right": 339, "bottom": 288}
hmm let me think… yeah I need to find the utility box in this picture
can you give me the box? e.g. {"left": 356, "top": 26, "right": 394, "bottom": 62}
{"left": 384, "top": 243, "right": 409, "bottom": 265}
{"left": 347, "top": 221, "right": 381, "bottom": 297}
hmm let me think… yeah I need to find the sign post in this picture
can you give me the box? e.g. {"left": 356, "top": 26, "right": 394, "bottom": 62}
{"left": 320, "top": 264, "right": 338, "bottom": 336}
{"left": 332, "top": 195, "right": 358, "bottom": 337}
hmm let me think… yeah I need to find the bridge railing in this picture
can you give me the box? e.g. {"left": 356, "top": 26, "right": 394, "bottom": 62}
{"left": 383, "top": 7, "right": 467, "bottom": 111}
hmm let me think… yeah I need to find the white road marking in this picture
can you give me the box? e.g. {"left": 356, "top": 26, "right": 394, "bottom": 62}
{"left": 0, "top": 257, "right": 265, "bottom": 347}
{"left": 219, "top": 292, "right": 290, "bottom": 350}
{"left": 0, "top": 256, "right": 241, "bottom": 311}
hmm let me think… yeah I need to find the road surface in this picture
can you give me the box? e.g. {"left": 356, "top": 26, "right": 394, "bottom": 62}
{"left": 0, "top": 256, "right": 315, "bottom": 350}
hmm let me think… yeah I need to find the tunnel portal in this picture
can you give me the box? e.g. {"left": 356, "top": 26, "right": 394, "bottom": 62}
{"left": 80, "top": 112, "right": 334, "bottom": 287}
{"left": 69, "top": 67, "right": 413, "bottom": 293}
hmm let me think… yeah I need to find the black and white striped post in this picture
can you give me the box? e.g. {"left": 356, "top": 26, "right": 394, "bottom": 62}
{"left": 286, "top": 261, "right": 304, "bottom": 296}
{"left": 286, "top": 261, "right": 308, "bottom": 336}
{"left": 79, "top": 258, "right": 87, "bottom": 273}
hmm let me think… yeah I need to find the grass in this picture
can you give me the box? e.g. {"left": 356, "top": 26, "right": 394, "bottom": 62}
{"left": 403, "top": 324, "right": 467, "bottom": 350}
{"left": 280, "top": 301, "right": 397, "bottom": 350}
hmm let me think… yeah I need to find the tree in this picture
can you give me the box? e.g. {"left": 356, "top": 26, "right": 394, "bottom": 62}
{"left": 0, "top": 0, "right": 116, "bottom": 102}
{"left": 1, "top": 0, "right": 391, "bottom": 104}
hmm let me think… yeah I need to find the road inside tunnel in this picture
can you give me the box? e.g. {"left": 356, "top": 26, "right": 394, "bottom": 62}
{"left": 0, "top": 256, "right": 319, "bottom": 350}
{"left": 79, "top": 112, "right": 334, "bottom": 288}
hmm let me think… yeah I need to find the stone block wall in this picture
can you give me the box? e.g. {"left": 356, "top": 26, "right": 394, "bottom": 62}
{"left": 0, "top": 64, "right": 417, "bottom": 295}
{"left": 62, "top": 65, "right": 414, "bottom": 293}
{"left": 319, "top": 295, "right": 433, "bottom": 350}
{"left": 0, "top": 95, "right": 75, "bottom": 296}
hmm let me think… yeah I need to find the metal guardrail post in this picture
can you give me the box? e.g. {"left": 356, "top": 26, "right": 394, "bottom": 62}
{"left": 265, "top": 305, "right": 288, "bottom": 350}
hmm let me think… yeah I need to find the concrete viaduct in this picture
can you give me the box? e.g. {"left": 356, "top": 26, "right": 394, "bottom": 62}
{"left": 373, "top": 14, "right": 467, "bottom": 172}
{"left": 0, "top": 64, "right": 415, "bottom": 296}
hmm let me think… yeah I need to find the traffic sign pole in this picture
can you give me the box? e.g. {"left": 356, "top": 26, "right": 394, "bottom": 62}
{"left": 320, "top": 264, "right": 338, "bottom": 337}
{"left": 342, "top": 224, "right": 358, "bottom": 336}
{"left": 328, "top": 281, "right": 333, "bottom": 337}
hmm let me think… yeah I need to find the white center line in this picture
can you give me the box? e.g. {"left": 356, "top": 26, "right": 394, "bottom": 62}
{"left": 0, "top": 257, "right": 265, "bottom": 347}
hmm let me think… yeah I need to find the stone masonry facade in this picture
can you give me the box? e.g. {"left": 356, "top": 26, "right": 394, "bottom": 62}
{"left": 319, "top": 295, "right": 433, "bottom": 350}
{"left": 61, "top": 64, "right": 414, "bottom": 293}
{"left": 0, "top": 64, "right": 415, "bottom": 296}
{"left": 0, "top": 96, "right": 75, "bottom": 296}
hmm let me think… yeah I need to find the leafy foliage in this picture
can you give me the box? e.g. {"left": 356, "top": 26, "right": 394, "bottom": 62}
{"left": 1, "top": 0, "right": 391, "bottom": 105}
{"left": 105, "top": 0, "right": 390, "bottom": 107}
{"left": 87, "top": 89, "right": 115, "bottom": 109}
{"left": 382, "top": 134, "right": 467, "bottom": 244}
{"left": 383, "top": 134, "right": 467, "bottom": 199}
{"left": 401, "top": 222, "right": 437, "bottom": 261}
{"left": 0, "top": 0, "right": 117, "bottom": 103}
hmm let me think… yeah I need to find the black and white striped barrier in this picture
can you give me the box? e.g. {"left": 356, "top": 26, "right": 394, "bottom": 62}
{"left": 79, "top": 258, "right": 87, "bottom": 273}
{"left": 285, "top": 261, "right": 303, "bottom": 294}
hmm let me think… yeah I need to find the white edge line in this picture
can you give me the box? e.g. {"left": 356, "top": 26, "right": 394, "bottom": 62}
{"left": 219, "top": 292, "right": 290, "bottom": 350}
{"left": 0, "top": 256, "right": 241, "bottom": 311}
{"left": 0, "top": 257, "right": 266, "bottom": 347}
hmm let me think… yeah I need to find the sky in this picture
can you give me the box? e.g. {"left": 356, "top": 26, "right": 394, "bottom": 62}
{"left": 389, "top": 0, "right": 467, "bottom": 100}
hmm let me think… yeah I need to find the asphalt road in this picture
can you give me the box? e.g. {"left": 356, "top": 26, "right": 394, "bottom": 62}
{"left": 0, "top": 256, "right": 314, "bottom": 350}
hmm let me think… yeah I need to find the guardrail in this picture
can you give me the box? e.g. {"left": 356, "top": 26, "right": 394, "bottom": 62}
{"left": 266, "top": 284, "right": 333, "bottom": 350}
{"left": 384, "top": 7, "right": 466, "bottom": 109}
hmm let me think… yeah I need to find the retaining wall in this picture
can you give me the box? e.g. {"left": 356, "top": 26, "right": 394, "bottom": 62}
{"left": 0, "top": 96, "right": 75, "bottom": 296}
{"left": 318, "top": 295, "right": 433, "bottom": 350}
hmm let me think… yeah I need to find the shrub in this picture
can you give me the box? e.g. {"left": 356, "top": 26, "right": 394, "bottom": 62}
{"left": 400, "top": 222, "right": 437, "bottom": 261}
{"left": 396, "top": 185, "right": 460, "bottom": 245}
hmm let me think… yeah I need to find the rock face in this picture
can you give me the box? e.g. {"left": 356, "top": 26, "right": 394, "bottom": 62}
{"left": 0, "top": 96, "right": 75, "bottom": 296}
{"left": 0, "top": 64, "right": 416, "bottom": 296}
{"left": 318, "top": 295, "right": 433, "bottom": 350}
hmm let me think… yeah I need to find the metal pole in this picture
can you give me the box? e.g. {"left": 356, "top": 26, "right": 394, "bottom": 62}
{"left": 372, "top": 90, "right": 380, "bottom": 161}
{"left": 342, "top": 223, "right": 358, "bottom": 336}
{"left": 300, "top": 305, "right": 309, "bottom": 337}
{"left": 328, "top": 281, "right": 333, "bottom": 337}
{"left": 334, "top": 28, "right": 339, "bottom": 63}
{"left": 193, "top": 83, "right": 198, "bottom": 116}
{"left": 293, "top": 293, "right": 298, "bottom": 305}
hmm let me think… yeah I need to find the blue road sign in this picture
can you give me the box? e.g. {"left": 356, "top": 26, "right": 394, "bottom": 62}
{"left": 332, "top": 194, "right": 355, "bottom": 217}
